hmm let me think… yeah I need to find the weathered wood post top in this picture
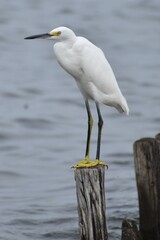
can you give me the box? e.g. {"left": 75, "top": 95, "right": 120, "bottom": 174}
{"left": 134, "top": 135, "right": 160, "bottom": 240}
{"left": 75, "top": 165, "right": 108, "bottom": 240}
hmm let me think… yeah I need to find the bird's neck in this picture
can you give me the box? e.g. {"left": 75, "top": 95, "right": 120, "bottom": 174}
{"left": 66, "top": 37, "right": 77, "bottom": 48}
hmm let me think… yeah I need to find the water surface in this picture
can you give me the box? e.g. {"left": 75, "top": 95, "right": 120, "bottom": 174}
{"left": 0, "top": 0, "right": 160, "bottom": 239}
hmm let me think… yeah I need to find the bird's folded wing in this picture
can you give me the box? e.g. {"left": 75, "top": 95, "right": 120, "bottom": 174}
{"left": 78, "top": 42, "right": 120, "bottom": 96}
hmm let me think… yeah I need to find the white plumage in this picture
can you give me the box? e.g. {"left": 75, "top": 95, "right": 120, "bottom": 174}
{"left": 25, "top": 26, "right": 129, "bottom": 167}
{"left": 53, "top": 27, "right": 129, "bottom": 114}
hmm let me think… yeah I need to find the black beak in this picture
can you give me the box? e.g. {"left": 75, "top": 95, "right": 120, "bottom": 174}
{"left": 24, "top": 33, "right": 51, "bottom": 40}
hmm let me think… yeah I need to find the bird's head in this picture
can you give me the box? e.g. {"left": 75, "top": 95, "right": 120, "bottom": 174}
{"left": 25, "top": 26, "right": 76, "bottom": 42}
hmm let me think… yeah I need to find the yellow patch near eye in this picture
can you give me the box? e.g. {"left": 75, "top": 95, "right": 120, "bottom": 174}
{"left": 49, "top": 31, "right": 61, "bottom": 36}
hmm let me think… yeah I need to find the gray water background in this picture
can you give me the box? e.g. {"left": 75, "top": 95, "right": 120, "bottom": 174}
{"left": 0, "top": 0, "right": 160, "bottom": 239}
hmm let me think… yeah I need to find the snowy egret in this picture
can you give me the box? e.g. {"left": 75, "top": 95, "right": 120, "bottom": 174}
{"left": 25, "top": 26, "right": 129, "bottom": 168}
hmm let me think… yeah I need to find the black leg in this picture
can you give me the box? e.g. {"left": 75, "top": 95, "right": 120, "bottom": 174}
{"left": 96, "top": 103, "right": 103, "bottom": 160}
{"left": 85, "top": 100, "right": 93, "bottom": 159}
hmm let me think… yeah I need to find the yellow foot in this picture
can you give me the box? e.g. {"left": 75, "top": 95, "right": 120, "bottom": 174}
{"left": 73, "top": 157, "right": 108, "bottom": 169}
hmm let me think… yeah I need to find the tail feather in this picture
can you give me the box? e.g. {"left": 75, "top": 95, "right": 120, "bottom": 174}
{"left": 119, "top": 96, "right": 129, "bottom": 115}
{"left": 102, "top": 94, "right": 129, "bottom": 115}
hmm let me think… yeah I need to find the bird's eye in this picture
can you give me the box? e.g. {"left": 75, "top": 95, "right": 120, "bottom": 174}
{"left": 56, "top": 31, "right": 61, "bottom": 36}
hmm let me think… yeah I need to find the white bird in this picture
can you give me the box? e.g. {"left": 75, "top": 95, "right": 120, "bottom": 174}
{"left": 25, "top": 26, "right": 129, "bottom": 168}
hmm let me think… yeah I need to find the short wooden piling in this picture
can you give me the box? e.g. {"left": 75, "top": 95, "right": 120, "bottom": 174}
{"left": 121, "top": 219, "right": 142, "bottom": 240}
{"left": 75, "top": 165, "right": 108, "bottom": 240}
{"left": 134, "top": 136, "right": 160, "bottom": 240}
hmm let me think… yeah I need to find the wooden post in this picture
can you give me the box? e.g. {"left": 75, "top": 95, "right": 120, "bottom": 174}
{"left": 134, "top": 136, "right": 160, "bottom": 240}
{"left": 121, "top": 219, "right": 142, "bottom": 240}
{"left": 75, "top": 165, "right": 108, "bottom": 240}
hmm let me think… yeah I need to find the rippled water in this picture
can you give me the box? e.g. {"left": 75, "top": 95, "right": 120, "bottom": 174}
{"left": 0, "top": 0, "right": 160, "bottom": 239}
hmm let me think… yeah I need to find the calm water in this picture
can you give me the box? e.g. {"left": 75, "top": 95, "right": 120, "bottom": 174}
{"left": 0, "top": 0, "right": 160, "bottom": 239}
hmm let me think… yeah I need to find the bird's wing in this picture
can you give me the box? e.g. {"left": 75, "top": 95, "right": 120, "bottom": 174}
{"left": 73, "top": 37, "right": 129, "bottom": 114}
{"left": 75, "top": 37, "right": 121, "bottom": 96}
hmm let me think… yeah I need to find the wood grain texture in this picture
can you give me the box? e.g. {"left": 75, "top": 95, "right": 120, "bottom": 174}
{"left": 75, "top": 165, "right": 108, "bottom": 240}
{"left": 134, "top": 137, "right": 160, "bottom": 240}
